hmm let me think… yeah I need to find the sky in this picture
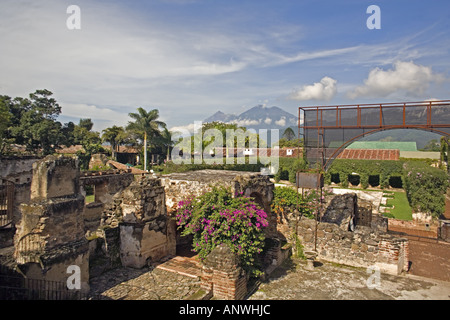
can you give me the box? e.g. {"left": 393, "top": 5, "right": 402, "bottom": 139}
{"left": 1, "top": 0, "right": 449, "bottom": 133}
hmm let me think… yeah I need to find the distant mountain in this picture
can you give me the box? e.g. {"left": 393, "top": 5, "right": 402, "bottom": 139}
{"left": 204, "top": 111, "right": 238, "bottom": 123}
{"left": 203, "top": 105, "right": 298, "bottom": 135}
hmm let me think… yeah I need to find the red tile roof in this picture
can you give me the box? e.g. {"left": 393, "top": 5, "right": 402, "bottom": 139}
{"left": 337, "top": 149, "right": 400, "bottom": 161}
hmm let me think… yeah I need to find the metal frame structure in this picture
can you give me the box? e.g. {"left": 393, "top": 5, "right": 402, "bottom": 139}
{"left": 298, "top": 100, "right": 450, "bottom": 171}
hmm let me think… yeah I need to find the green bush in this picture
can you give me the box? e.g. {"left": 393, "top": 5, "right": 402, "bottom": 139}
{"left": 403, "top": 161, "right": 449, "bottom": 217}
{"left": 153, "top": 159, "right": 265, "bottom": 174}
{"left": 274, "top": 157, "right": 308, "bottom": 183}
{"left": 271, "top": 186, "right": 320, "bottom": 219}
{"left": 325, "top": 159, "right": 403, "bottom": 189}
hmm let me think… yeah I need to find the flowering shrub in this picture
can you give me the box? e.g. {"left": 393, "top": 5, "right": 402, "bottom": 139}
{"left": 175, "top": 187, "right": 268, "bottom": 276}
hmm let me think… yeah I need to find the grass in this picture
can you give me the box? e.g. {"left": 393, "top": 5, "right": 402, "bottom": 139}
{"left": 85, "top": 194, "right": 95, "bottom": 203}
{"left": 384, "top": 191, "right": 412, "bottom": 220}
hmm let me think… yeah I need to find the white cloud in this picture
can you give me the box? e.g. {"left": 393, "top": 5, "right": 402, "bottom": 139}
{"left": 289, "top": 76, "right": 337, "bottom": 101}
{"left": 264, "top": 117, "right": 272, "bottom": 125}
{"left": 232, "top": 119, "right": 261, "bottom": 127}
{"left": 347, "top": 61, "right": 444, "bottom": 99}
{"left": 169, "top": 123, "right": 197, "bottom": 136}
{"left": 61, "top": 103, "right": 129, "bottom": 130}
{"left": 275, "top": 117, "right": 286, "bottom": 126}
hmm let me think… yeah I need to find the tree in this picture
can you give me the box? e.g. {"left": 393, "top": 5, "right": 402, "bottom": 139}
{"left": 102, "top": 125, "right": 125, "bottom": 160}
{"left": 127, "top": 108, "right": 165, "bottom": 171}
{"left": 60, "top": 121, "right": 76, "bottom": 147}
{"left": 421, "top": 139, "right": 440, "bottom": 152}
{"left": 0, "top": 96, "right": 12, "bottom": 155}
{"left": 158, "top": 127, "right": 176, "bottom": 162}
{"left": 14, "top": 90, "right": 63, "bottom": 155}
{"left": 78, "top": 118, "right": 94, "bottom": 131}
{"left": 282, "top": 127, "right": 296, "bottom": 141}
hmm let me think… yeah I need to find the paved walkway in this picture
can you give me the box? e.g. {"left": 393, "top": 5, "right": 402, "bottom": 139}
{"left": 89, "top": 267, "right": 201, "bottom": 300}
{"left": 88, "top": 256, "right": 450, "bottom": 300}
{"left": 249, "top": 259, "right": 450, "bottom": 300}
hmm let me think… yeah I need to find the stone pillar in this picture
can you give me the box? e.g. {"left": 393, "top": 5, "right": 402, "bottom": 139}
{"left": 14, "top": 155, "right": 89, "bottom": 293}
{"left": 201, "top": 244, "right": 248, "bottom": 300}
{"left": 119, "top": 177, "right": 176, "bottom": 268}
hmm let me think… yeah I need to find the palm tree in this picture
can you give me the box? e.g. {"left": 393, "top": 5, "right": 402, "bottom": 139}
{"left": 127, "top": 108, "right": 165, "bottom": 171}
{"left": 102, "top": 125, "right": 125, "bottom": 160}
{"left": 158, "top": 127, "right": 177, "bottom": 162}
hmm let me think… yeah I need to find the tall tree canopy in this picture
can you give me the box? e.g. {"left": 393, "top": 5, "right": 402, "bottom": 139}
{"left": 102, "top": 125, "right": 126, "bottom": 160}
{"left": 127, "top": 107, "right": 166, "bottom": 171}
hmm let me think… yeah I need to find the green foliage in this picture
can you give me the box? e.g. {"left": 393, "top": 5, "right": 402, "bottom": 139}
{"left": 152, "top": 159, "right": 264, "bottom": 174}
{"left": 403, "top": 161, "right": 449, "bottom": 217}
{"left": 274, "top": 157, "right": 308, "bottom": 183}
{"left": 328, "top": 158, "right": 448, "bottom": 218}
{"left": 193, "top": 121, "right": 264, "bottom": 151}
{"left": 271, "top": 186, "right": 318, "bottom": 219}
{"left": 127, "top": 108, "right": 166, "bottom": 170}
{"left": 326, "top": 159, "right": 403, "bottom": 189}
{"left": 420, "top": 139, "right": 441, "bottom": 152}
{"left": 175, "top": 187, "right": 268, "bottom": 276}
{"left": 277, "top": 138, "right": 302, "bottom": 148}
{"left": 292, "top": 233, "right": 306, "bottom": 260}
{"left": 4, "top": 90, "right": 64, "bottom": 155}
{"left": 441, "top": 137, "right": 449, "bottom": 170}
{"left": 102, "top": 125, "right": 127, "bottom": 160}
{"left": 0, "top": 96, "right": 13, "bottom": 155}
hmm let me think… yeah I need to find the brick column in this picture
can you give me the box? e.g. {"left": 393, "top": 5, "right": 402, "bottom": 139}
{"left": 201, "top": 244, "right": 248, "bottom": 300}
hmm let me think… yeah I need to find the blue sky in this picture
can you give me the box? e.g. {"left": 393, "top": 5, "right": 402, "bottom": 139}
{"left": 1, "top": 0, "right": 449, "bottom": 132}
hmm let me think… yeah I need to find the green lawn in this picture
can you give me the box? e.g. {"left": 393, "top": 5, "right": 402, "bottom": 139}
{"left": 385, "top": 191, "right": 412, "bottom": 220}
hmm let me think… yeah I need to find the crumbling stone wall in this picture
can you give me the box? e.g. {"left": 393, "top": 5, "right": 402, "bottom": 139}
{"left": 103, "top": 176, "right": 177, "bottom": 268}
{"left": 13, "top": 155, "right": 89, "bottom": 292}
{"left": 0, "top": 157, "right": 40, "bottom": 228}
{"left": 80, "top": 172, "right": 134, "bottom": 232}
{"left": 295, "top": 217, "right": 408, "bottom": 275}
{"left": 278, "top": 193, "right": 408, "bottom": 275}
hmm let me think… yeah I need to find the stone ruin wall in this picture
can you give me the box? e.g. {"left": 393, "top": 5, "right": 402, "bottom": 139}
{"left": 276, "top": 192, "right": 409, "bottom": 275}
{"left": 13, "top": 156, "right": 90, "bottom": 293}
{"left": 0, "top": 157, "right": 38, "bottom": 233}
{"left": 5, "top": 155, "right": 412, "bottom": 300}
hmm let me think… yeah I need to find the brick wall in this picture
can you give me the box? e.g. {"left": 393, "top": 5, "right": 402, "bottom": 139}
{"left": 201, "top": 244, "right": 248, "bottom": 300}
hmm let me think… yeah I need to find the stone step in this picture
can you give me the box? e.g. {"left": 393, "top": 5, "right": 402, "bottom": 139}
{"left": 154, "top": 255, "right": 203, "bottom": 279}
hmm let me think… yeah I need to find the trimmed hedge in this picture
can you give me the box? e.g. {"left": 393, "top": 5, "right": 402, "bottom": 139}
{"left": 325, "top": 159, "right": 403, "bottom": 189}
{"left": 274, "top": 157, "right": 308, "bottom": 183}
